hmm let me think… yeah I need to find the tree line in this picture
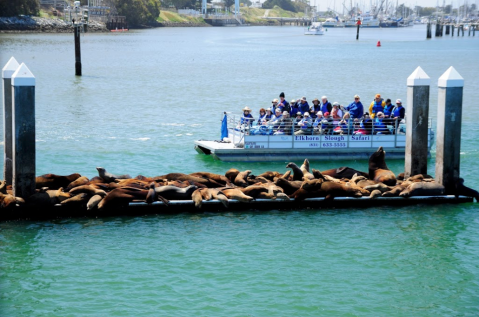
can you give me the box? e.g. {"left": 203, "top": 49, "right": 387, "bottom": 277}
{"left": 0, "top": 0, "right": 39, "bottom": 17}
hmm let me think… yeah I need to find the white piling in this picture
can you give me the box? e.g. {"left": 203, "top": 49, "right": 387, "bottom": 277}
{"left": 11, "top": 63, "right": 36, "bottom": 199}
{"left": 2, "top": 57, "right": 20, "bottom": 185}
{"left": 405, "top": 66, "right": 430, "bottom": 178}
{"left": 435, "top": 67, "right": 464, "bottom": 194}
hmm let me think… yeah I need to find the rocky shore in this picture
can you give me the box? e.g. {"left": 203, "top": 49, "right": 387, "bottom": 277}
{"left": 0, "top": 16, "right": 108, "bottom": 33}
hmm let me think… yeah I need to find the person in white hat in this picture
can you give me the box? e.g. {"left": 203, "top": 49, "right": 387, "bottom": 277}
{"left": 294, "top": 112, "right": 313, "bottom": 135}
{"left": 240, "top": 106, "right": 254, "bottom": 128}
{"left": 321, "top": 96, "right": 332, "bottom": 115}
{"left": 299, "top": 97, "right": 310, "bottom": 114}
{"left": 274, "top": 111, "right": 293, "bottom": 135}
{"left": 392, "top": 99, "right": 405, "bottom": 120}
{"left": 270, "top": 108, "right": 283, "bottom": 129}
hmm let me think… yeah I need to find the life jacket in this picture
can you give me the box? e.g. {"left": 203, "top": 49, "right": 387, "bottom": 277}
{"left": 383, "top": 104, "right": 394, "bottom": 116}
{"left": 371, "top": 99, "right": 384, "bottom": 115}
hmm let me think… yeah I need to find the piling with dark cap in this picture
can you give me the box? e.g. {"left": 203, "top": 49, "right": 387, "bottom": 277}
{"left": 405, "top": 66, "right": 430, "bottom": 178}
{"left": 451, "top": 25, "right": 454, "bottom": 36}
{"left": 435, "top": 67, "right": 464, "bottom": 194}
{"left": 2, "top": 57, "right": 19, "bottom": 186}
{"left": 74, "top": 22, "right": 82, "bottom": 76}
{"left": 427, "top": 22, "right": 431, "bottom": 38}
{"left": 445, "top": 25, "right": 450, "bottom": 35}
{"left": 11, "top": 63, "right": 36, "bottom": 199}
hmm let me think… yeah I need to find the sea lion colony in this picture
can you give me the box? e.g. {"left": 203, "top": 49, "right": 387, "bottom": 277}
{"left": 0, "top": 147, "right": 477, "bottom": 212}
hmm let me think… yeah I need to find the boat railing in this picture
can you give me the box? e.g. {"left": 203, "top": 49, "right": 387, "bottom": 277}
{"left": 226, "top": 113, "right": 433, "bottom": 150}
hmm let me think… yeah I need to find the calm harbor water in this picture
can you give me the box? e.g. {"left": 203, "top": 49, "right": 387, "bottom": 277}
{"left": 0, "top": 25, "right": 479, "bottom": 315}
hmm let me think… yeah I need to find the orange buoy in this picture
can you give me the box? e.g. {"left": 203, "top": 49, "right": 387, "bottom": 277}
{"left": 377, "top": 41, "right": 381, "bottom": 47}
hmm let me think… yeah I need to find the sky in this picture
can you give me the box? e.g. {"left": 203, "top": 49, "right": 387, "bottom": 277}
{"left": 307, "top": 0, "right": 479, "bottom": 12}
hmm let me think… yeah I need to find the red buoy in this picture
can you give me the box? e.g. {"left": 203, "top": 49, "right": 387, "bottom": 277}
{"left": 377, "top": 41, "right": 381, "bottom": 47}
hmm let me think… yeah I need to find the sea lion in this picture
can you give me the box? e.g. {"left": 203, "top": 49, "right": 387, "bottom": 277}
{"left": 279, "top": 170, "right": 291, "bottom": 180}
{"left": 192, "top": 188, "right": 229, "bottom": 209}
{"left": 0, "top": 181, "right": 7, "bottom": 194}
{"left": 312, "top": 169, "right": 327, "bottom": 180}
{"left": 96, "top": 167, "right": 132, "bottom": 183}
{"left": 27, "top": 188, "right": 71, "bottom": 206}
{"left": 320, "top": 181, "right": 363, "bottom": 198}
{"left": 241, "top": 185, "right": 270, "bottom": 198}
{"left": 220, "top": 188, "right": 254, "bottom": 203}
{"left": 0, "top": 193, "right": 17, "bottom": 210}
{"left": 98, "top": 188, "right": 149, "bottom": 210}
{"left": 146, "top": 183, "right": 156, "bottom": 204}
{"left": 87, "top": 194, "right": 103, "bottom": 210}
{"left": 115, "top": 179, "right": 150, "bottom": 189}
{"left": 300, "top": 159, "right": 315, "bottom": 180}
{"left": 153, "top": 173, "right": 223, "bottom": 188}
{"left": 368, "top": 147, "right": 396, "bottom": 186}
{"left": 61, "top": 193, "right": 90, "bottom": 207}
{"left": 399, "top": 182, "right": 445, "bottom": 198}
{"left": 274, "top": 178, "right": 303, "bottom": 195}
{"left": 189, "top": 172, "right": 233, "bottom": 187}
{"left": 286, "top": 162, "right": 304, "bottom": 181}
{"left": 289, "top": 188, "right": 323, "bottom": 200}
{"left": 87, "top": 176, "right": 105, "bottom": 185}
{"left": 257, "top": 171, "right": 282, "bottom": 181}
{"left": 225, "top": 168, "right": 240, "bottom": 183}
{"left": 69, "top": 185, "right": 107, "bottom": 197}
{"left": 35, "top": 173, "right": 82, "bottom": 190}
{"left": 234, "top": 170, "right": 251, "bottom": 187}
{"left": 65, "top": 176, "right": 90, "bottom": 191}
{"left": 364, "top": 183, "right": 392, "bottom": 193}
{"left": 300, "top": 179, "right": 324, "bottom": 191}
{"left": 154, "top": 185, "right": 197, "bottom": 200}
{"left": 369, "top": 189, "right": 382, "bottom": 199}
{"left": 321, "top": 167, "right": 369, "bottom": 180}
{"left": 455, "top": 178, "right": 479, "bottom": 202}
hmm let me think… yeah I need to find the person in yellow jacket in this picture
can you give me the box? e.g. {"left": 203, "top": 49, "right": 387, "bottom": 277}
{"left": 369, "top": 94, "right": 386, "bottom": 119}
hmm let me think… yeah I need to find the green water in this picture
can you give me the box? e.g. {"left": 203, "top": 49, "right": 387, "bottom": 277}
{"left": 0, "top": 26, "right": 479, "bottom": 315}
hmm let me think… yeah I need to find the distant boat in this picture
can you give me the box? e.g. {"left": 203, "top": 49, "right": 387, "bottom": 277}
{"left": 304, "top": 22, "right": 325, "bottom": 35}
{"left": 323, "top": 18, "right": 344, "bottom": 28}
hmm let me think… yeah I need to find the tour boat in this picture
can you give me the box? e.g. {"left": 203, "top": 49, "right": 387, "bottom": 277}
{"left": 194, "top": 113, "right": 434, "bottom": 162}
{"left": 304, "top": 22, "right": 325, "bottom": 35}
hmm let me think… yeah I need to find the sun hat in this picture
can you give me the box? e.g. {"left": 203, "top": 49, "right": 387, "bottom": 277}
{"left": 296, "top": 112, "right": 302, "bottom": 116}
{"left": 301, "top": 97, "right": 307, "bottom": 101}
{"left": 291, "top": 99, "right": 296, "bottom": 103}
{"left": 243, "top": 107, "right": 251, "bottom": 112}
{"left": 396, "top": 99, "right": 402, "bottom": 104}
{"left": 275, "top": 108, "right": 282, "bottom": 113}
{"left": 266, "top": 108, "right": 272, "bottom": 111}
{"left": 272, "top": 98, "right": 279, "bottom": 103}
{"left": 304, "top": 112, "right": 310, "bottom": 117}
{"left": 354, "top": 95, "right": 360, "bottom": 99}
{"left": 321, "top": 96, "right": 327, "bottom": 100}
{"left": 283, "top": 111, "right": 289, "bottom": 115}
{"left": 312, "top": 98, "right": 319, "bottom": 103}
{"left": 375, "top": 94, "right": 381, "bottom": 98}
{"left": 333, "top": 102, "right": 340, "bottom": 106}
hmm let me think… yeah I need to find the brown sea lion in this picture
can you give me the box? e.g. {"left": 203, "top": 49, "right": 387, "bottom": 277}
{"left": 274, "top": 178, "right": 303, "bottom": 195}
{"left": 225, "top": 168, "right": 240, "bottom": 183}
{"left": 455, "top": 178, "right": 479, "bottom": 202}
{"left": 300, "top": 159, "right": 315, "bottom": 180}
{"left": 96, "top": 167, "right": 132, "bottom": 183}
{"left": 258, "top": 171, "right": 282, "bottom": 181}
{"left": 241, "top": 185, "right": 269, "bottom": 198}
{"left": 35, "top": 173, "right": 82, "bottom": 189}
{"left": 87, "top": 194, "right": 103, "bottom": 210}
{"left": 146, "top": 183, "right": 156, "bottom": 204}
{"left": 0, "top": 193, "right": 17, "bottom": 210}
{"left": 27, "top": 188, "right": 71, "bottom": 206}
{"left": 154, "top": 185, "right": 198, "bottom": 200}
{"left": 192, "top": 188, "right": 229, "bottom": 209}
{"left": 220, "top": 188, "right": 254, "bottom": 202}
{"left": 320, "top": 181, "right": 363, "bottom": 198}
{"left": 115, "top": 179, "right": 150, "bottom": 189}
{"left": 399, "top": 182, "right": 445, "bottom": 198}
{"left": 368, "top": 147, "right": 396, "bottom": 186}
{"left": 0, "top": 181, "right": 7, "bottom": 194}
{"left": 189, "top": 172, "right": 233, "bottom": 187}
{"left": 321, "top": 167, "right": 369, "bottom": 180}
{"left": 234, "top": 170, "right": 251, "bottom": 187}
{"left": 312, "top": 169, "right": 327, "bottom": 180}
{"left": 364, "top": 183, "right": 392, "bottom": 193}
{"left": 300, "top": 179, "right": 324, "bottom": 191}
{"left": 98, "top": 188, "right": 149, "bottom": 210}
{"left": 61, "top": 193, "right": 90, "bottom": 207}
{"left": 369, "top": 189, "right": 382, "bottom": 199}
{"left": 87, "top": 176, "right": 105, "bottom": 185}
{"left": 279, "top": 170, "right": 292, "bottom": 180}
{"left": 65, "top": 176, "right": 89, "bottom": 191}
{"left": 289, "top": 188, "right": 323, "bottom": 200}
{"left": 69, "top": 185, "right": 107, "bottom": 197}
{"left": 286, "top": 162, "right": 304, "bottom": 181}
{"left": 153, "top": 173, "right": 223, "bottom": 188}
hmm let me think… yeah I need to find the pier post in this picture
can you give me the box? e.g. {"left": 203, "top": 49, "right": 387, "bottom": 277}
{"left": 445, "top": 25, "right": 450, "bottom": 35}
{"left": 468, "top": 25, "right": 471, "bottom": 36}
{"left": 435, "top": 67, "right": 464, "bottom": 194}
{"left": 2, "top": 57, "right": 19, "bottom": 185}
{"left": 435, "top": 22, "right": 440, "bottom": 36}
{"left": 11, "top": 63, "right": 36, "bottom": 199}
{"left": 451, "top": 25, "right": 454, "bottom": 36}
{"left": 461, "top": 25, "right": 464, "bottom": 36}
{"left": 405, "top": 67, "right": 430, "bottom": 178}
{"left": 74, "top": 22, "right": 82, "bottom": 76}
{"left": 356, "top": 22, "right": 360, "bottom": 40}
{"left": 427, "top": 22, "right": 431, "bottom": 38}
{"left": 457, "top": 25, "right": 460, "bottom": 36}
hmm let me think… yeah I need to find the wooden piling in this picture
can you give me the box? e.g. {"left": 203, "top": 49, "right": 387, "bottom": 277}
{"left": 435, "top": 67, "right": 464, "bottom": 194}
{"left": 457, "top": 25, "right": 460, "bottom": 36}
{"left": 74, "top": 23, "right": 82, "bottom": 76}
{"left": 405, "top": 67, "right": 430, "bottom": 178}
{"left": 11, "top": 63, "right": 36, "bottom": 199}
{"left": 427, "top": 22, "right": 431, "bottom": 39}
{"left": 445, "top": 25, "right": 450, "bottom": 35}
{"left": 356, "top": 23, "right": 360, "bottom": 40}
{"left": 451, "top": 25, "right": 454, "bottom": 36}
{"left": 461, "top": 25, "right": 464, "bottom": 36}
{"left": 2, "top": 57, "right": 19, "bottom": 186}
{"left": 435, "top": 22, "right": 440, "bottom": 36}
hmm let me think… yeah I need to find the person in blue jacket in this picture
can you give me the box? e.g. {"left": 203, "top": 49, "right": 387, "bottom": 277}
{"left": 320, "top": 96, "right": 332, "bottom": 114}
{"left": 344, "top": 94, "right": 364, "bottom": 120}
{"left": 383, "top": 98, "right": 395, "bottom": 117}
{"left": 240, "top": 106, "right": 254, "bottom": 126}
{"left": 373, "top": 112, "right": 390, "bottom": 134}
{"left": 289, "top": 99, "right": 300, "bottom": 117}
{"left": 257, "top": 108, "right": 267, "bottom": 126}
{"left": 309, "top": 98, "right": 321, "bottom": 119}
{"left": 392, "top": 99, "right": 405, "bottom": 120}
{"left": 298, "top": 97, "right": 310, "bottom": 114}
